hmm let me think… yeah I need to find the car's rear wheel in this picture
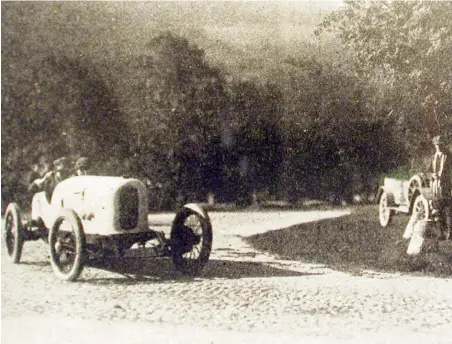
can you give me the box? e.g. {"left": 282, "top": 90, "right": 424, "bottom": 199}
{"left": 49, "top": 209, "right": 86, "bottom": 281}
{"left": 171, "top": 206, "right": 212, "bottom": 276}
{"left": 3, "top": 203, "right": 24, "bottom": 263}
{"left": 379, "top": 191, "right": 393, "bottom": 227}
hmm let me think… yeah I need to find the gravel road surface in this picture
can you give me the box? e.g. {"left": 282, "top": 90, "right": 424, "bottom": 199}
{"left": 2, "top": 209, "right": 452, "bottom": 343}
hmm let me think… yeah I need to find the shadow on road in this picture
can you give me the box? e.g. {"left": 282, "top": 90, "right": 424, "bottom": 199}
{"left": 203, "top": 259, "right": 318, "bottom": 279}
{"left": 245, "top": 205, "right": 452, "bottom": 277}
{"left": 18, "top": 261, "right": 49, "bottom": 267}
{"left": 80, "top": 257, "right": 318, "bottom": 285}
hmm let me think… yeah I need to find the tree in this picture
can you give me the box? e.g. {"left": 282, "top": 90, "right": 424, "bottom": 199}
{"left": 112, "top": 32, "right": 229, "bottom": 205}
{"left": 319, "top": 1, "right": 452, "bottom": 154}
{"left": 1, "top": 53, "right": 131, "bottom": 208}
{"left": 275, "top": 55, "right": 390, "bottom": 201}
{"left": 227, "top": 81, "right": 284, "bottom": 202}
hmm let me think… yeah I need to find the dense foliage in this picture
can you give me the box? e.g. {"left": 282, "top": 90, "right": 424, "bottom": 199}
{"left": 2, "top": 1, "right": 450, "bottom": 210}
{"left": 319, "top": 0, "right": 452, "bottom": 155}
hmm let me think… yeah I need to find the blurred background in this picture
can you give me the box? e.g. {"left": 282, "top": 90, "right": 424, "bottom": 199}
{"left": 2, "top": 1, "right": 451, "bottom": 211}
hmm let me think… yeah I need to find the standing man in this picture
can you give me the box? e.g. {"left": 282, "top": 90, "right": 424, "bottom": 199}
{"left": 431, "top": 135, "right": 451, "bottom": 240}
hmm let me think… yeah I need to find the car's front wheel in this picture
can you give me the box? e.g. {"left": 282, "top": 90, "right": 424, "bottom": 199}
{"left": 412, "top": 194, "right": 429, "bottom": 221}
{"left": 49, "top": 209, "right": 86, "bottom": 281}
{"left": 170, "top": 205, "right": 212, "bottom": 276}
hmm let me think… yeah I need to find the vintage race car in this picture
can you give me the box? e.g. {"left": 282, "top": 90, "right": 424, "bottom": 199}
{"left": 3, "top": 175, "right": 212, "bottom": 281}
{"left": 376, "top": 173, "right": 430, "bottom": 227}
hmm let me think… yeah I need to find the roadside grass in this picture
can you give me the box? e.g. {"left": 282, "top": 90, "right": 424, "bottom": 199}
{"left": 245, "top": 205, "right": 452, "bottom": 277}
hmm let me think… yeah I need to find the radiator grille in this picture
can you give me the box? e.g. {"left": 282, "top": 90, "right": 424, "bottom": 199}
{"left": 119, "top": 186, "right": 139, "bottom": 230}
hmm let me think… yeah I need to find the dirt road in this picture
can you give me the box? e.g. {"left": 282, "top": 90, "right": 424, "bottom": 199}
{"left": 2, "top": 209, "right": 452, "bottom": 343}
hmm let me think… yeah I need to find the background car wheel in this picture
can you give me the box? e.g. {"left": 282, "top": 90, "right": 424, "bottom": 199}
{"left": 412, "top": 194, "right": 429, "bottom": 221}
{"left": 3, "top": 203, "right": 24, "bottom": 263}
{"left": 379, "top": 191, "right": 393, "bottom": 227}
{"left": 49, "top": 209, "right": 86, "bottom": 281}
{"left": 170, "top": 206, "right": 212, "bottom": 276}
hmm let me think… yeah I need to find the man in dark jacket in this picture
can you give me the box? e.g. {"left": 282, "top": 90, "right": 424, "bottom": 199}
{"left": 431, "top": 135, "right": 452, "bottom": 240}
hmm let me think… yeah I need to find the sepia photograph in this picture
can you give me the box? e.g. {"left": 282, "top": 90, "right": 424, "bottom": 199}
{"left": 2, "top": 1, "right": 451, "bottom": 343}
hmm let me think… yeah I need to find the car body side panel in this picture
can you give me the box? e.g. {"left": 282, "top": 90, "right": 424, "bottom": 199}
{"left": 383, "top": 178, "right": 410, "bottom": 206}
{"left": 31, "top": 191, "right": 58, "bottom": 227}
{"left": 32, "top": 176, "right": 149, "bottom": 236}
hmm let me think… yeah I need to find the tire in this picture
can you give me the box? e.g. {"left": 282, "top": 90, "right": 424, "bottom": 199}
{"left": 379, "top": 191, "right": 393, "bottom": 227}
{"left": 170, "top": 206, "right": 212, "bottom": 276}
{"left": 412, "top": 194, "right": 429, "bottom": 221}
{"left": 49, "top": 209, "right": 86, "bottom": 281}
{"left": 3, "top": 203, "right": 24, "bottom": 263}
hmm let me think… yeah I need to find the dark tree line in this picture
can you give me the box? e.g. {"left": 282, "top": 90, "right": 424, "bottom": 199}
{"left": 2, "top": 1, "right": 450, "bottom": 211}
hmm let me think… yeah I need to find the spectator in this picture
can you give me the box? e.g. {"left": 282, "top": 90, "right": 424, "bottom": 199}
{"left": 430, "top": 135, "right": 451, "bottom": 240}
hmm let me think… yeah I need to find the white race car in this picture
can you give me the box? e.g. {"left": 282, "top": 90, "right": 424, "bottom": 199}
{"left": 3, "top": 175, "right": 212, "bottom": 281}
